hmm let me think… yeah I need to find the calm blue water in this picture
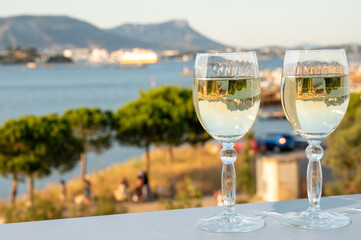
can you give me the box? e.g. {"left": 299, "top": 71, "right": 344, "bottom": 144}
{"left": 0, "top": 59, "right": 288, "bottom": 199}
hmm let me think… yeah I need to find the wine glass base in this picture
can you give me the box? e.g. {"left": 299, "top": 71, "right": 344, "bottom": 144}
{"left": 281, "top": 210, "right": 350, "bottom": 230}
{"left": 196, "top": 211, "right": 265, "bottom": 233}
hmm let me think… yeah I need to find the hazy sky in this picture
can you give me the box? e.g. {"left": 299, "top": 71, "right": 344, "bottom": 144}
{"left": 1, "top": 0, "right": 361, "bottom": 48}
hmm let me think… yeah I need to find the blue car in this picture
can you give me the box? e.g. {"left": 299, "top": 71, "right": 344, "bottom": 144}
{"left": 257, "top": 132, "right": 295, "bottom": 153}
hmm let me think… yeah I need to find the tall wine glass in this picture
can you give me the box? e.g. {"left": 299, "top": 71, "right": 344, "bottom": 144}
{"left": 193, "top": 52, "right": 264, "bottom": 232}
{"left": 281, "top": 49, "right": 351, "bottom": 229}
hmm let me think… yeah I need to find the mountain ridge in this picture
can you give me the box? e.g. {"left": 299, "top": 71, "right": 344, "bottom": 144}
{"left": 0, "top": 15, "right": 228, "bottom": 52}
{"left": 0, "top": 15, "right": 153, "bottom": 52}
{"left": 107, "top": 19, "right": 228, "bottom": 51}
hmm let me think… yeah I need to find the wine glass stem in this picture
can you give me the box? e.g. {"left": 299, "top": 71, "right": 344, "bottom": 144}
{"left": 305, "top": 141, "right": 324, "bottom": 212}
{"left": 220, "top": 143, "right": 237, "bottom": 213}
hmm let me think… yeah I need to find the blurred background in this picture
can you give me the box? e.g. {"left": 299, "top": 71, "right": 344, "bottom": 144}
{"left": 0, "top": 0, "right": 360, "bottom": 223}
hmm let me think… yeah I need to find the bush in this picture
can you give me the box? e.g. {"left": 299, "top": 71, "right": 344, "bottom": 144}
{"left": 94, "top": 195, "right": 116, "bottom": 216}
{"left": 160, "top": 176, "right": 202, "bottom": 210}
{"left": 4, "top": 197, "right": 64, "bottom": 223}
{"left": 237, "top": 131, "right": 256, "bottom": 195}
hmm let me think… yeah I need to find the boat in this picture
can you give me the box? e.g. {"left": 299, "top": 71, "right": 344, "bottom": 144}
{"left": 26, "top": 62, "right": 37, "bottom": 69}
{"left": 180, "top": 66, "right": 193, "bottom": 77}
{"left": 116, "top": 63, "right": 148, "bottom": 69}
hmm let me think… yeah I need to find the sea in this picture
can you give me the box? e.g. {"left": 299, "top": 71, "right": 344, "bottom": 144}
{"left": 0, "top": 58, "right": 292, "bottom": 199}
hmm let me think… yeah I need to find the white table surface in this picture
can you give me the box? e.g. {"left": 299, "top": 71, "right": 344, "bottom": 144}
{"left": 1, "top": 194, "right": 361, "bottom": 240}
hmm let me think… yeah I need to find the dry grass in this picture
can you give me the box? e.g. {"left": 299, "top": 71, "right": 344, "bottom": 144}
{"left": 59, "top": 141, "right": 246, "bottom": 199}
{"left": 77, "top": 142, "right": 226, "bottom": 198}
{"left": 0, "top": 142, "right": 251, "bottom": 223}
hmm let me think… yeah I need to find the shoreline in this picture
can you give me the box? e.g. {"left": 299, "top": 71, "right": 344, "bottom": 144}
{"left": 0, "top": 142, "right": 222, "bottom": 202}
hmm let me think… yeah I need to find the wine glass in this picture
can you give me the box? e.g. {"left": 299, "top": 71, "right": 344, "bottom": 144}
{"left": 281, "top": 49, "right": 351, "bottom": 229}
{"left": 193, "top": 52, "right": 264, "bottom": 233}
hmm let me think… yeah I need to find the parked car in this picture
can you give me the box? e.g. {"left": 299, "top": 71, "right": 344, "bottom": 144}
{"left": 256, "top": 132, "right": 295, "bottom": 153}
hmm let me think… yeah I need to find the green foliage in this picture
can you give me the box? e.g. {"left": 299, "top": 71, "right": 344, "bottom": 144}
{"left": 46, "top": 55, "right": 72, "bottom": 64}
{"left": 94, "top": 195, "right": 116, "bottom": 216}
{"left": 63, "top": 107, "right": 113, "bottom": 153}
{"left": 115, "top": 95, "right": 169, "bottom": 148}
{"left": 4, "top": 197, "right": 64, "bottom": 223}
{"left": 0, "top": 114, "right": 82, "bottom": 202}
{"left": 227, "top": 80, "right": 247, "bottom": 95}
{"left": 160, "top": 176, "right": 202, "bottom": 210}
{"left": 114, "top": 86, "right": 210, "bottom": 168}
{"left": 115, "top": 85, "right": 202, "bottom": 146}
{"left": 140, "top": 86, "right": 188, "bottom": 146}
{"left": 180, "top": 87, "right": 211, "bottom": 145}
{"left": 63, "top": 107, "right": 113, "bottom": 178}
{"left": 0, "top": 114, "right": 82, "bottom": 177}
{"left": 1, "top": 46, "right": 38, "bottom": 64}
{"left": 325, "top": 93, "right": 361, "bottom": 195}
{"left": 237, "top": 131, "right": 256, "bottom": 195}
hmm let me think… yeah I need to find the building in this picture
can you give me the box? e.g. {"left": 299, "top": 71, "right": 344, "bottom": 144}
{"left": 63, "top": 48, "right": 90, "bottom": 62}
{"left": 88, "top": 48, "right": 109, "bottom": 63}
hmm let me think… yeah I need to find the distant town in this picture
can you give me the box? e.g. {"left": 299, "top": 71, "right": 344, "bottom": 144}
{"left": 1, "top": 44, "right": 361, "bottom": 102}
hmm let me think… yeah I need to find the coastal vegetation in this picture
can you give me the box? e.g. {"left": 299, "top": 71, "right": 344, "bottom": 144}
{"left": 63, "top": 108, "right": 113, "bottom": 179}
{"left": 46, "top": 55, "right": 73, "bottom": 64}
{"left": 0, "top": 46, "right": 38, "bottom": 64}
{"left": 0, "top": 115, "right": 82, "bottom": 205}
{"left": 325, "top": 93, "right": 361, "bottom": 195}
{"left": 114, "top": 86, "right": 209, "bottom": 175}
{"left": 0, "top": 84, "right": 358, "bottom": 223}
{"left": 0, "top": 142, "right": 222, "bottom": 223}
{"left": 0, "top": 46, "right": 73, "bottom": 64}
{"left": 0, "top": 85, "right": 214, "bottom": 223}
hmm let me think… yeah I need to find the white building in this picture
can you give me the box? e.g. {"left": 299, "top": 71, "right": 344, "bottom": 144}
{"left": 260, "top": 68, "right": 282, "bottom": 87}
{"left": 109, "top": 48, "right": 158, "bottom": 64}
{"left": 63, "top": 48, "right": 90, "bottom": 62}
{"left": 88, "top": 48, "right": 110, "bottom": 63}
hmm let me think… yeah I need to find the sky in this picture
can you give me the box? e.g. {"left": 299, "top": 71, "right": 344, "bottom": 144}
{"left": 1, "top": 0, "right": 361, "bottom": 48}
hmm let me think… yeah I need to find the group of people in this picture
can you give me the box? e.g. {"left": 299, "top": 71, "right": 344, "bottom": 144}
{"left": 60, "top": 171, "right": 152, "bottom": 205}
{"left": 60, "top": 177, "right": 93, "bottom": 205}
{"left": 113, "top": 171, "right": 151, "bottom": 203}
{"left": 60, "top": 172, "right": 224, "bottom": 207}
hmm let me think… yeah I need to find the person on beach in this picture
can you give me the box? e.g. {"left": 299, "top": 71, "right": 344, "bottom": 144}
{"left": 60, "top": 179, "right": 67, "bottom": 201}
{"left": 132, "top": 174, "right": 144, "bottom": 202}
{"left": 114, "top": 177, "right": 129, "bottom": 201}
{"left": 83, "top": 177, "right": 92, "bottom": 205}
{"left": 214, "top": 189, "right": 223, "bottom": 206}
{"left": 140, "top": 171, "right": 151, "bottom": 201}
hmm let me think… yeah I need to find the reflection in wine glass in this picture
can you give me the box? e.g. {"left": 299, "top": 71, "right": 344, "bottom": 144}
{"left": 281, "top": 49, "right": 351, "bottom": 229}
{"left": 193, "top": 52, "right": 264, "bottom": 232}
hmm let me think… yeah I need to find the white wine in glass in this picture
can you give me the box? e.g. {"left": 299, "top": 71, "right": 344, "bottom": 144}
{"left": 193, "top": 52, "right": 264, "bottom": 233}
{"left": 281, "top": 49, "right": 351, "bottom": 229}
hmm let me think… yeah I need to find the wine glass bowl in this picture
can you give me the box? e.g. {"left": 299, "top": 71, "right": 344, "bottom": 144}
{"left": 281, "top": 49, "right": 351, "bottom": 229}
{"left": 193, "top": 52, "right": 264, "bottom": 232}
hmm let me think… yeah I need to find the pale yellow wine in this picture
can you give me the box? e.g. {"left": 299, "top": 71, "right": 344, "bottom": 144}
{"left": 281, "top": 75, "right": 349, "bottom": 139}
{"left": 193, "top": 77, "right": 260, "bottom": 142}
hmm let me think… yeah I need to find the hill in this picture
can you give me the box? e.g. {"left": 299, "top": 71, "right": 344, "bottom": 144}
{"left": 0, "top": 16, "right": 228, "bottom": 53}
{"left": 108, "top": 20, "right": 228, "bottom": 51}
{"left": 0, "top": 15, "right": 149, "bottom": 52}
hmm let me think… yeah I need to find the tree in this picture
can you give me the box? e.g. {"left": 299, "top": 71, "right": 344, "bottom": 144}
{"left": 325, "top": 93, "right": 361, "bottom": 195}
{"left": 0, "top": 115, "right": 82, "bottom": 204}
{"left": 180, "top": 87, "right": 211, "bottom": 146}
{"left": 140, "top": 86, "right": 187, "bottom": 162}
{"left": 236, "top": 131, "right": 256, "bottom": 195}
{"left": 24, "top": 47, "right": 38, "bottom": 62}
{"left": 160, "top": 176, "right": 202, "bottom": 210}
{"left": 63, "top": 107, "right": 113, "bottom": 179}
{"left": 0, "top": 135, "right": 24, "bottom": 204}
{"left": 115, "top": 86, "right": 210, "bottom": 173}
{"left": 114, "top": 97, "right": 169, "bottom": 174}
{"left": 1, "top": 46, "right": 38, "bottom": 64}
{"left": 139, "top": 86, "right": 210, "bottom": 162}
